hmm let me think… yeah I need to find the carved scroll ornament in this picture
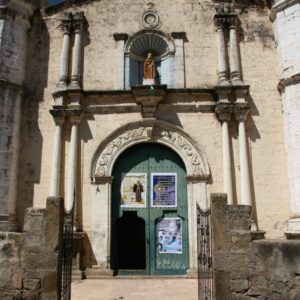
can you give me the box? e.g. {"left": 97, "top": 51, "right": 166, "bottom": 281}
{"left": 91, "top": 121, "right": 210, "bottom": 181}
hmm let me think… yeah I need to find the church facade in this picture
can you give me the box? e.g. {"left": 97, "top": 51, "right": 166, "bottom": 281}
{"left": 1, "top": 0, "right": 300, "bottom": 278}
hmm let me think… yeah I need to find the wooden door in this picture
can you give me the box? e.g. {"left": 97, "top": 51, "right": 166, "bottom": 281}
{"left": 111, "top": 143, "right": 189, "bottom": 275}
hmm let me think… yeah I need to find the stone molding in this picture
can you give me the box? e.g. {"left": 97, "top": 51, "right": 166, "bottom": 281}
{"left": 91, "top": 120, "right": 210, "bottom": 181}
{"left": 278, "top": 73, "right": 300, "bottom": 91}
{"left": 124, "top": 29, "right": 175, "bottom": 62}
{"left": 270, "top": 0, "right": 300, "bottom": 21}
{"left": 132, "top": 85, "right": 167, "bottom": 118}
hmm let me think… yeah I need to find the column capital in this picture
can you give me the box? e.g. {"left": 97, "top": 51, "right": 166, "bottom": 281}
{"left": 214, "top": 15, "right": 227, "bottom": 29}
{"left": 227, "top": 15, "right": 238, "bottom": 29}
{"left": 234, "top": 103, "right": 250, "bottom": 122}
{"left": 72, "top": 11, "right": 85, "bottom": 33}
{"left": 171, "top": 32, "right": 188, "bottom": 41}
{"left": 61, "top": 13, "right": 73, "bottom": 34}
{"left": 215, "top": 103, "right": 233, "bottom": 123}
{"left": 50, "top": 109, "right": 66, "bottom": 125}
{"left": 113, "top": 33, "right": 128, "bottom": 41}
{"left": 67, "top": 109, "right": 84, "bottom": 124}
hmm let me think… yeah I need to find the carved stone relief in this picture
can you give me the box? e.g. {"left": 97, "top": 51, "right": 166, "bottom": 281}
{"left": 91, "top": 120, "right": 210, "bottom": 180}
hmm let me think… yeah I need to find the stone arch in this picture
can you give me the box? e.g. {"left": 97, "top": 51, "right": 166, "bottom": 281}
{"left": 91, "top": 119, "right": 210, "bottom": 181}
{"left": 124, "top": 29, "right": 175, "bottom": 62}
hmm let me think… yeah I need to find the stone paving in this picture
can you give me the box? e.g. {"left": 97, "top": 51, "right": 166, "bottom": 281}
{"left": 71, "top": 278, "right": 198, "bottom": 300}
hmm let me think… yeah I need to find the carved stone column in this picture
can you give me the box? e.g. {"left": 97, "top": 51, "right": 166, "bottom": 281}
{"left": 234, "top": 104, "right": 251, "bottom": 206}
{"left": 113, "top": 33, "right": 128, "bottom": 90}
{"left": 228, "top": 16, "right": 242, "bottom": 83}
{"left": 59, "top": 15, "right": 72, "bottom": 88}
{"left": 70, "top": 12, "right": 84, "bottom": 88}
{"left": 49, "top": 109, "right": 65, "bottom": 197}
{"left": 214, "top": 16, "right": 229, "bottom": 84}
{"left": 216, "top": 102, "right": 234, "bottom": 204}
{"left": 66, "top": 109, "right": 83, "bottom": 211}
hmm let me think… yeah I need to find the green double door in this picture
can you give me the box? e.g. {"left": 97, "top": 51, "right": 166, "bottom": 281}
{"left": 111, "top": 143, "right": 189, "bottom": 275}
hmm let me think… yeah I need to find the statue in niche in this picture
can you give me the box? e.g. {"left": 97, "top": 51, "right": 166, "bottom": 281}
{"left": 144, "top": 53, "right": 156, "bottom": 80}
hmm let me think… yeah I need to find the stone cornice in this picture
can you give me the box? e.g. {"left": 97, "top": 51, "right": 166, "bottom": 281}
{"left": 278, "top": 73, "right": 300, "bottom": 91}
{"left": 0, "top": 0, "right": 36, "bottom": 19}
{"left": 0, "top": 79, "right": 23, "bottom": 91}
{"left": 270, "top": 0, "right": 300, "bottom": 21}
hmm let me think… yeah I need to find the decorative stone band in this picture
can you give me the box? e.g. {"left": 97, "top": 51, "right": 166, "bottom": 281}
{"left": 215, "top": 102, "right": 233, "bottom": 123}
{"left": 91, "top": 120, "right": 210, "bottom": 181}
{"left": 50, "top": 109, "right": 66, "bottom": 125}
{"left": 234, "top": 103, "right": 250, "bottom": 122}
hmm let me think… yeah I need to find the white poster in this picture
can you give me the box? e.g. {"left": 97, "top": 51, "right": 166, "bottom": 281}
{"left": 120, "top": 173, "right": 147, "bottom": 207}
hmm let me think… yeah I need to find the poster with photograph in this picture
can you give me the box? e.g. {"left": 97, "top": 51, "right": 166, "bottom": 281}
{"left": 157, "top": 218, "right": 182, "bottom": 254}
{"left": 121, "top": 173, "right": 147, "bottom": 207}
{"left": 151, "top": 173, "right": 177, "bottom": 207}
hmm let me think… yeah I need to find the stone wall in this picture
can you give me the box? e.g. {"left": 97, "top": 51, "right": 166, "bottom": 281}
{"left": 211, "top": 193, "right": 300, "bottom": 299}
{"left": 0, "top": 197, "right": 64, "bottom": 300}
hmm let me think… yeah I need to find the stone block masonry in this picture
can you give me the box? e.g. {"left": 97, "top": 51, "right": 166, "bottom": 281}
{"left": 0, "top": 197, "right": 64, "bottom": 300}
{"left": 211, "top": 193, "right": 300, "bottom": 299}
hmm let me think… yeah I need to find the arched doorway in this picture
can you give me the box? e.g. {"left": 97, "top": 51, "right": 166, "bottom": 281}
{"left": 111, "top": 142, "right": 189, "bottom": 275}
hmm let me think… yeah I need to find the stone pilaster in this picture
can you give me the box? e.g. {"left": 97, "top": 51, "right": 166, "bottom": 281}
{"left": 0, "top": 0, "right": 35, "bottom": 232}
{"left": 171, "top": 32, "right": 187, "bottom": 88}
{"left": 113, "top": 33, "right": 128, "bottom": 90}
{"left": 271, "top": 0, "right": 300, "bottom": 238}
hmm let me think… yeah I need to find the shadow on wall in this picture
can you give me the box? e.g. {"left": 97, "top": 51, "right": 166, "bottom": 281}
{"left": 17, "top": 11, "right": 50, "bottom": 230}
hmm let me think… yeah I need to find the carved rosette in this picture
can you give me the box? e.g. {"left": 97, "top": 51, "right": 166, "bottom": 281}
{"left": 92, "top": 121, "right": 210, "bottom": 180}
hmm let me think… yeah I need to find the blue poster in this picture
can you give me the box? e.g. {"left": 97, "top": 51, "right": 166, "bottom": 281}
{"left": 157, "top": 218, "right": 182, "bottom": 254}
{"left": 151, "top": 173, "right": 177, "bottom": 207}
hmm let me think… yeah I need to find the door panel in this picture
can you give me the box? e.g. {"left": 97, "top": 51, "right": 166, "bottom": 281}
{"left": 111, "top": 143, "right": 189, "bottom": 275}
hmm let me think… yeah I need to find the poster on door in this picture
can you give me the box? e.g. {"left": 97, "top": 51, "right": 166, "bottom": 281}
{"left": 121, "top": 173, "right": 147, "bottom": 207}
{"left": 151, "top": 173, "right": 177, "bottom": 207}
{"left": 157, "top": 218, "right": 182, "bottom": 254}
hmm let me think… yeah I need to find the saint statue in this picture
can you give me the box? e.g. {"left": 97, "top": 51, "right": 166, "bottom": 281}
{"left": 144, "top": 53, "right": 156, "bottom": 80}
{"left": 133, "top": 180, "right": 144, "bottom": 202}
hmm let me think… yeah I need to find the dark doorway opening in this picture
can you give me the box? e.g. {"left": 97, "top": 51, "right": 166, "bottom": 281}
{"left": 117, "top": 211, "right": 146, "bottom": 270}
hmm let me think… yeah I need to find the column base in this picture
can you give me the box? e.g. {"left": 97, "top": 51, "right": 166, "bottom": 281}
{"left": 186, "top": 268, "right": 198, "bottom": 278}
{"left": 285, "top": 217, "right": 300, "bottom": 239}
{"left": 85, "top": 268, "right": 114, "bottom": 278}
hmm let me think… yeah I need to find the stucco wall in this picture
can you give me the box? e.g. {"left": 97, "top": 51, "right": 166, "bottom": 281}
{"left": 17, "top": 0, "right": 290, "bottom": 240}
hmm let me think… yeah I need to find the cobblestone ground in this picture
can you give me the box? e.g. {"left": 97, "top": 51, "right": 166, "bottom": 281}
{"left": 71, "top": 278, "right": 198, "bottom": 300}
